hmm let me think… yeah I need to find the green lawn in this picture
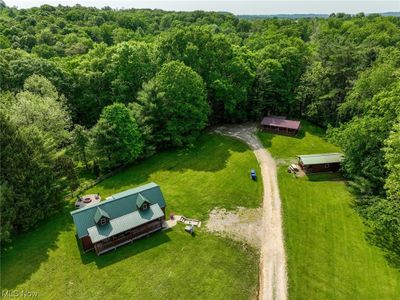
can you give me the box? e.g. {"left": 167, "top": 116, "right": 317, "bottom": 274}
{"left": 257, "top": 121, "right": 340, "bottom": 159}
{"left": 258, "top": 123, "right": 400, "bottom": 299}
{"left": 1, "top": 133, "right": 262, "bottom": 300}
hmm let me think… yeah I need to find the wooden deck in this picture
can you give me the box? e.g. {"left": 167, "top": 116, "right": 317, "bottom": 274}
{"left": 94, "top": 220, "right": 163, "bottom": 255}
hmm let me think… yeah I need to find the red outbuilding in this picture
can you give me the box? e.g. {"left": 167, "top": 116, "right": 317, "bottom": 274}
{"left": 260, "top": 116, "right": 301, "bottom": 135}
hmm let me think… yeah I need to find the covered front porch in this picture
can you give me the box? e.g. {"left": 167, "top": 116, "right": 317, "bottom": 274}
{"left": 93, "top": 219, "right": 163, "bottom": 255}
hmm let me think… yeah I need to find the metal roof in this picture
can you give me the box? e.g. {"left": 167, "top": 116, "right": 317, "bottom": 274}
{"left": 136, "top": 193, "right": 150, "bottom": 209}
{"left": 93, "top": 207, "right": 110, "bottom": 223}
{"left": 70, "top": 182, "right": 166, "bottom": 238}
{"left": 87, "top": 203, "right": 164, "bottom": 243}
{"left": 261, "top": 116, "right": 301, "bottom": 130}
{"left": 297, "top": 153, "right": 344, "bottom": 165}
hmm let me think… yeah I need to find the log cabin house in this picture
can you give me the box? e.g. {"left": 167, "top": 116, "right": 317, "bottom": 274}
{"left": 297, "top": 153, "right": 344, "bottom": 173}
{"left": 260, "top": 116, "right": 301, "bottom": 136}
{"left": 71, "top": 182, "right": 166, "bottom": 255}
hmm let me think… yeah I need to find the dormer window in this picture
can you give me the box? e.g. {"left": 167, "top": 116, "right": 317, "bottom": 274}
{"left": 94, "top": 207, "right": 110, "bottom": 226}
{"left": 136, "top": 193, "right": 151, "bottom": 211}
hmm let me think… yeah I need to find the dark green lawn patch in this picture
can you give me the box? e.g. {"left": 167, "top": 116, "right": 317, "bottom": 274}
{"left": 1, "top": 209, "right": 74, "bottom": 290}
{"left": 307, "top": 172, "right": 344, "bottom": 182}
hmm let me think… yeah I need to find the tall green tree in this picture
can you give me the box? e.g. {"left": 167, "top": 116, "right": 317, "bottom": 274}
{"left": 0, "top": 113, "right": 64, "bottom": 242}
{"left": 338, "top": 51, "right": 400, "bottom": 122}
{"left": 0, "top": 49, "right": 69, "bottom": 94}
{"left": 69, "top": 124, "right": 89, "bottom": 168}
{"left": 136, "top": 61, "right": 209, "bottom": 147}
{"left": 384, "top": 119, "right": 400, "bottom": 201}
{"left": 65, "top": 43, "right": 114, "bottom": 126}
{"left": 250, "top": 59, "right": 284, "bottom": 119}
{"left": 6, "top": 74, "right": 71, "bottom": 147}
{"left": 328, "top": 82, "right": 400, "bottom": 194}
{"left": 157, "top": 27, "right": 254, "bottom": 123}
{"left": 90, "top": 103, "right": 143, "bottom": 171}
{"left": 110, "top": 41, "right": 156, "bottom": 103}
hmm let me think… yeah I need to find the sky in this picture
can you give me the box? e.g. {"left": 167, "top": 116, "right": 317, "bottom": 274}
{"left": 4, "top": 1, "right": 400, "bottom": 15}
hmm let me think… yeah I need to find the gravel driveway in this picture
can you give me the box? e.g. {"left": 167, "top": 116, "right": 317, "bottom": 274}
{"left": 214, "top": 124, "right": 288, "bottom": 300}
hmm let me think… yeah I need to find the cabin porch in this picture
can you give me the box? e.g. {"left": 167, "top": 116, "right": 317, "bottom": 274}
{"left": 93, "top": 219, "right": 163, "bottom": 255}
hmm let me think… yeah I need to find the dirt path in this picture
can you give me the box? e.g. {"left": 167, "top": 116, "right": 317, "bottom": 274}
{"left": 206, "top": 207, "right": 263, "bottom": 248}
{"left": 214, "top": 124, "right": 288, "bottom": 300}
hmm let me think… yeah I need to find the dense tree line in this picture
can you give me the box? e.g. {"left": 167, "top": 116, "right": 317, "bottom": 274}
{"left": 0, "top": 4, "right": 399, "bottom": 257}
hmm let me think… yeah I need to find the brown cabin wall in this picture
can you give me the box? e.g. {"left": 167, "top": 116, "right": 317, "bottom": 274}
{"left": 261, "top": 125, "right": 298, "bottom": 136}
{"left": 301, "top": 162, "right": 341, "bottom": 173}
{"left": 80, "top": 235, "right": 94, "bottom": 252}
{"left": 161, "top": 206, "right": 166, "bottom": 220}
{"left": 93, "top": 218, "right": 164, "bottom": 255}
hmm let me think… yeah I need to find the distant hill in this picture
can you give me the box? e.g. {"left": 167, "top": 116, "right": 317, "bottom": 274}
{"left": 238, "top": 14, "right": 328, "bottom": 19}
{"left": 381, "top": 12, "right": 400, "bottom": 17}
{"left": 238, "top": 12, "right": 400, "bottom": 19}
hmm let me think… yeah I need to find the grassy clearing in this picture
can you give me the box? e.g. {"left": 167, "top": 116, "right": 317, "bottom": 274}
{"left": 1, "top": 133, "right": 262, "bottom": 300}
{"left": 85, "top": 133, "right": 262, "bottom": 219}
{"left": 257, "top": 121, "right": 340, "bottom": 159}
{"left": 280, "top": 170, "right": 400, "bottom": 299}
{"left": 258, "top": 123, "right": 400, "bottom": 300}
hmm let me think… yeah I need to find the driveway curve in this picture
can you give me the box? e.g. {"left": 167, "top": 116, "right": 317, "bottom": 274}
{"left": 214, "top": 124, "right": 288, "bottom": 300}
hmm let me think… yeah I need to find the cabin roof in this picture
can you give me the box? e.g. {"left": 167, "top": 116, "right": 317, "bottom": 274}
{"left": 93, "top": 207, "right": 110, "bottom": 223}
{"left": 70, "top": 182, "right": 166, "bottom": 238}
{"left": 87, "top": 203, "right": 164, "bottom": 243}
{"left": 261, "top": 116, "right": 300, "bottom": 130}
{"left": 297, "top": 153, "right": 344, "bottom": 165}
{"left": 136, "top": 193, "right": 150, "bottom": 208}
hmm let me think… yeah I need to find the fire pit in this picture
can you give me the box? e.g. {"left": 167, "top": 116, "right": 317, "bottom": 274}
{"left": 75, "top": 194, "right": 101, "bottom": 208}
{"left": 83, "top": 197, "right": 92, "bottom": 203}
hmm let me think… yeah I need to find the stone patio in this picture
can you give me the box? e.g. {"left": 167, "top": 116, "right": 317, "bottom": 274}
{"left": 75, "top": 194, "right": 101, "bottom": 208}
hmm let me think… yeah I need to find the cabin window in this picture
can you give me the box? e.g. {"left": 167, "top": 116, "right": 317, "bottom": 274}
{"left": 100, "top": 218, "right": 108, "bottom": 225}
{"left": 324, "top": 164, "right": 330, "bottom": 168}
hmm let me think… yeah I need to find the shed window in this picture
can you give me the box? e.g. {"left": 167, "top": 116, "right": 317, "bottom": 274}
{"left": 142, "top": 203, "right": 148, "bottom": 210}
{"left": 100, "top": 218, "right": 107, "bottom": 225}
{"left": 324, "top": 164, "right": 330, "bottom": 168}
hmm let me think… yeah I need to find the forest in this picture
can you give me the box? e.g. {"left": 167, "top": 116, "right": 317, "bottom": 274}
{"left": 0, "top": 3, "right": 399, "bottom": 262}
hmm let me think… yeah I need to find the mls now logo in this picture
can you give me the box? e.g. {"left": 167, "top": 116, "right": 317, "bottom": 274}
{"left": 1, "top": 290, "right": 38, "bottom": 298}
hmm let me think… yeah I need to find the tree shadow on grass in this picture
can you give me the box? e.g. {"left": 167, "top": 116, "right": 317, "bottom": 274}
{"left": 94, "top": 133, "right": 249, "bottom": 192}
{"left": 307, "top": 172, "right": 344, "bottom": 182}
{"left": 257, "top": 126, "right": 306, "bottom": 149}
{"left": 1, "top": 207, "right": 74, "bottom": 289}
{"left": 257, "top": 120, "right": 327, "bottom": 148}
{"left": 300, "top": 121, "right": 328, "bottom": 137}
{"left": 365, "top": 230, "right": 400, "bottom": 271}
{"left": 78, "top": 229, "right": 172, "bottom": 269}
{"left": 348, "top": 190, "right": 400, "bottom": 271}
{"left": 150, "top": 133, "right": 249, "bottom": 173}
